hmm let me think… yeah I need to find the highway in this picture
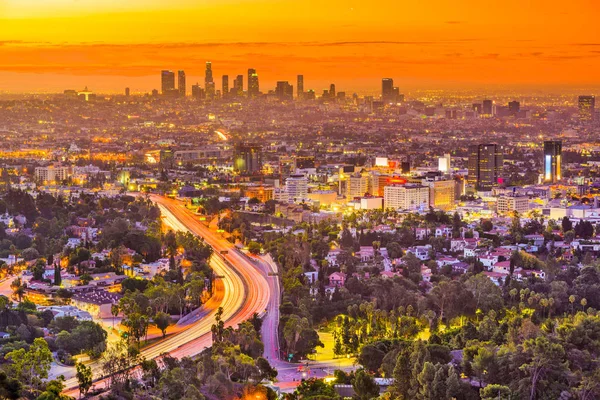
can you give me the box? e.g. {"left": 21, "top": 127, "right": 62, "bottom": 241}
{"left": 63, "top": 195, "right": 271, "bottom": 393}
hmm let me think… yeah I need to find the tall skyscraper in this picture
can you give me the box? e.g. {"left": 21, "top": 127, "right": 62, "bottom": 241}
{"left": 543, "top": 140, "right": 562, "bottom": 183}
{"left": 578, "top": 95, "right": 595, "bottom": 121}
{"left": 382, "top": 78, "right": 394, "bottom": 103}
{"left": 178, "top": 70, "right": 186, "bottom": 97}
{"left": 222, "top": 75, "right": 229, "bottom": 99}
{"left": 161, "top": 70, "right": 175, "bottom": 95}
{"left": 248, "top": 69, "right": 259, "bottom": 97}
{"left": 234, "top": 75, "right": 243, "bottom": 96}
{"left": 205, "top": 62, "right": 214, "bottom": 99}
{"left": 233, "top": 143, "right": 262, "bottom": 174}
{"left": 297, "top": 75, "right": 304, "bottom": 99}
{"left": 482, "top": 99, "right": 493, "bottom": 116}
{"left": 329, "top": 84, "right": 336, "bottom": 99}
{"left": 275, "top": 81, "right": 293, "bottom": 101}
{"left": 125, "top": 87, "right": 130, "bottom": 97}
{"left": 468, "top": 144, "right": 504, "bottom": 191}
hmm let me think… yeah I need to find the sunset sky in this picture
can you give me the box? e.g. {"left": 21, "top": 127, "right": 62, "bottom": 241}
{"left": 1, "top": 0, "right": 600, "bottom": 93}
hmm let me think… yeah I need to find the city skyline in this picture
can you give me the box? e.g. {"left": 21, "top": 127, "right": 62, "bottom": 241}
{"left": 1, "top": 0, "right": 600, "bottom": 92}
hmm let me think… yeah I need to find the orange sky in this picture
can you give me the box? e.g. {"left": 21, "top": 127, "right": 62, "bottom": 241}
{"left": 0, "top": 0, "right": 599, "bottom": 93}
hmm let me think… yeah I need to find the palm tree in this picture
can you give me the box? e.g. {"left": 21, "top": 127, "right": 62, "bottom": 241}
{"left": 10, "top": 278, "right": 24, "bottom": 302}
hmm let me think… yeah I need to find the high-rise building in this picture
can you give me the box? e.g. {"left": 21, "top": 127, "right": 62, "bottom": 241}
{"left": 579, "top": 95, "right": 595, "bottom": 121}
{"left": 508, "top": 101, "right": 520, "bottom": 116}
{"left": 329, "top": 84, "right": 336, "bottom": 99}
{"left": 125, "top": 87, "right": 130, "bottom": 97}
{"left": 275, "top": 81, "right": 294, "bottom": 101}
{"left": 286, "top": 174, "right": 309, "bottom": 203}
{"left": 248, "top": 69, "right": 259, "bottom": 97}
{"left": 297, "top": 75, "right": 304, "bottom": 99}
{"left": 222, "top": 75, "right": 229, "bottom": 99}
{"left": 233, "top": 143, "right": 262, "bottom": 174}
{"left": 191, "top": 83, "right": 205, "bottom": 100}
{"left": 205, "top": 62, "right": 214, "bottom": 99}
{"left": 233, "top": 75, "right": 243, "bottom": 96}
{"left": 384, "top": 184, "right": 429, "bottom": 210}
{"left": 161, "top": 70, "right": 175, "bottom": 95}
{"left": 482, "top": 99, "right": 493, "bottom": 116}
{"left": 543, "top": 140, "right": 562, "bottom": 183}
{"left": 428, "top": 180, "right": 456, "bottom": 211}
{"left": 382, "top": 78, "right": 394, "bottom": 103}
{"left": 178, "top": 70, "right": 186, "bottom": 97}
{"left": 347, "top": 173, "right": 369, "bottom": 201}
{"left": 468, "top": 144, "right": 504, "bottom": 191}
{"left": 438, "top": 154, "right": 451, "bottom": 172}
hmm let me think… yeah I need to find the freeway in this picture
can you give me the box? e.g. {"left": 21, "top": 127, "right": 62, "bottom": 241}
{"left": 63, "top": 195, "right": 271, "bottom": 393}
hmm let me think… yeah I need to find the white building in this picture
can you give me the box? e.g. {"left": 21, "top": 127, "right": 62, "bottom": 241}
{"left": 286, "top": 174, "right": 308, "bottom": 203}
{"left": 35, "top": 164, "right": 71, "bottom": 183}
{"left": 497, "top": 194, "right": 529, "bottom": 215}
{"left": 384, "top": 184, "right": 429, "bottom": 210}
{"left": 438, "top": 153, "right": 451, "bottom": 172}
{"left": 347, "top": 173, "right": 369, "bottom": 201}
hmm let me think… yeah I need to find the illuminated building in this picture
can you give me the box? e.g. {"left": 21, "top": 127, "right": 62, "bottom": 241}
{"left": 497, "top": 194, "right": 529, "bottom": 215}
{"left": 233, "top": 143, "right": 262, "bottom": 174}
{"left": 233, "top": 75, "right": 243, "bottom": 96}
{"left": 286, "top": 174, "right": 308, "bottom": 203}
{"left": 297, "top": 75, "right": 304, "bottom": 99}
{"left": 428, "top": 180, "right": 456, "bottom": 211}
{"left": 35, "top": 164, "right": 71, "bottom": 183}
{"left": 384, "top": 184, "right": 429, "bottom": 210}
{"left": 248, "top": 68, "right": 259, "bottom": 97}
{"left": 205, "top": 62, "right": 214, "bottom": 99}
{"left": 295, "top": 156, "right": 315, "bottom": 169}
{"left": 178, "top": 70, "right": 186, "bottom": 97}
{"left": 438, "top": 153, "right": 451, "bottom": 172}
{"left": 329, "top": 83, "right": 336, "bottom": 99}
{"left": 222, "top": 75, "right": 229, "bottom": 99}
{"left": 472, "top": 103, "right": 482, "bottom": 114}
{"left": 482, "top": 99, "right": 493, "bottom": 116}
{"left": 578, "top": 95, "right": 595, "bottom": 121}
{"left": 372, "top": 175, "right": 407, "bottom": 197}
{"left": 307, "top": 190, "right": 337, "bottom": 206}
{"left": 543, "top": 140, "right": 562, "bottom": 183}
{"left": 347, "top": 173, "right": 369, "bottom": 201}
{"left": 382, "top": 78, "right": 394, "bottom": 103}
{"left": 275, "top": 81, "right": 293, "bottom": 101}
{"left": 468, "top": 144, "right": 504, "bottom": 191}
{"left": 161, "top": 70, "right": 175, "bottom": 95}
{"left": 244, "top": 185, "right": 274, "bottom": 202}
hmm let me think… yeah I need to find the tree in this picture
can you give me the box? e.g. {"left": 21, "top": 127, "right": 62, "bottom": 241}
{"left": 154, "top": 312, "right": 171, "bottom": 338}
{"left": 520, "top": 336, "right": 567, "bottom": 400}
{"left": 386, "top": 242, "right": 403, "bottom": 259}
{"left": 248, "top": 241, "right": 261, "bottom": 255}
{"left": 562, "top": 216, "right": 573, "bottom": 233}
{"left": 76, "top": 362, "right": 93, "bottom": 398}
{"left": 37, "top": 377, "right": 71, "bottom": 400}
{"left": 465, "top": 273, "right": 503, "bottom": 313}
{"left": 0, "top": 371, "right": 21, "bottom": 400}
{"left": 54, "top": 264, "right": 62, "bottom": 286}
{"left": 353, "top": 369, "right": 380, "bottom": 400}
{"left": 5, "top": 337, "right": 53, "bottom": 388}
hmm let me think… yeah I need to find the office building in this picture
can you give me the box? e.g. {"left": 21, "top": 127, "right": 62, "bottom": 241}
{"left": 191, "top": 83, "right": 205, "bottom": 100}
{"left": 275, "top": 81, "right": 293, "bottom": 101}
{"left": 482, "top": 99, "right": 493, "bottom": 116}
{"left": 286, "top": 174, "right": 308, "bottom": 203}
{"left": 297, "top": 75, "right": 304, "bottom": 99}
{"left": 428, "top": 180, "right": 456, "bottom": 211}
{"left": 438, "top": 153, "right": 451, "bottom": 173}
{"left": 579, "top": 95, "right": 595, "bottom": 121}
{"left": 233, "top": 75, "right": 243, "bottom": 96}
{"left": 347, "top": 173, "right": 369, "bottom": 201}
{"left": 205, "top": 62, "right": 214, "bottom": 99}
{"left": 508, "top": 101, "right": 520, "bottom": 116}
{"left": 497, "top": 194, "right": 529, "bottom": 215}
{"left": 177, "top": 70, "right": 186, "bottom": 97}
{"left": 329, "top": 84, "right": 336, "bottom": 99}
{"left": 468, "top": 144, "right": 504, "bottom": 191}
{"left": 382, "top": 78, "right": 394, "bottom": 103}
{"left": 384, "top": 184, "right": 429, "bottom": 210}
{"left": 222, "top": 75, "right": 228, "bottom": 99}
{"left": 244, "top": 186, "right": 274, "bottom": 203}
{"left": 161, "top": 70, "right": 175, "bottom": 95}
{"left": 125, "top": 87, "right": 130, "bottom": 97}
{"left": 233, "top": 143, "right": 262, "bottom": 174}
{"left": 35, "top": 164, "right": 72, "bottom": 183}
{"left": 543, "top": 140, "right": 562, "bottom": 183}
{"left": 248, "top": 69, "right": 259, "bottom": 97}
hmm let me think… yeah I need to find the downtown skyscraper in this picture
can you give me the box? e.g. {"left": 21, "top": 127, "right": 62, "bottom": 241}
{"left": 178, "top": 70, "right": 186, "bottom": 97}
{"left": 205, "top": 62, "right": 215, "bottom": 99}
{"left": 161, "top": 70, "right": 175, "bottom": 95}
{"left": 248, "top": 68, "right": 259, "bottom": 97}
{"left": 543, "top": 140, "right": 562, "bottom": 183}
{"left": 468, "top": 144, "right": 504, "bottom": 191}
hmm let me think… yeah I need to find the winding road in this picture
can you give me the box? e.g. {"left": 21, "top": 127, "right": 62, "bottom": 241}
{"left": 63, "top": 195, "right": 272, "bottom": 393}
